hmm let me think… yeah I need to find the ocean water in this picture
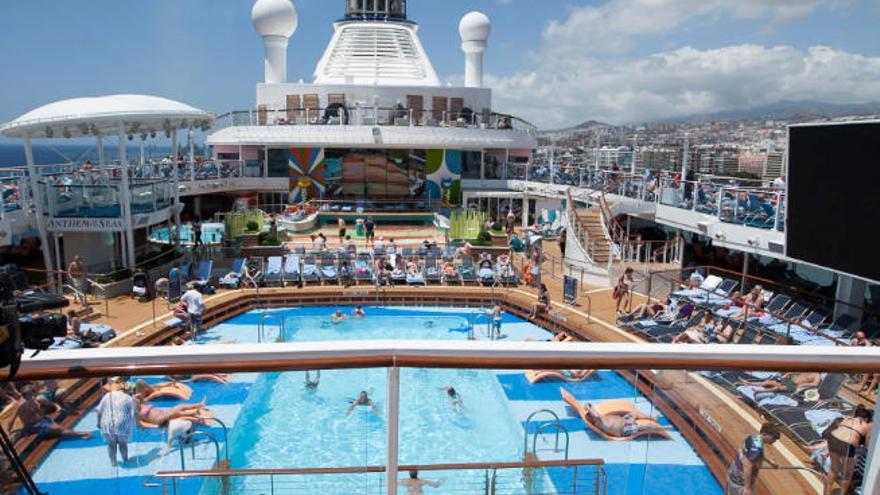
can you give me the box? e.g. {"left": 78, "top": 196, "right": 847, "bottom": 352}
{"left": 0, "top": 143, "right": 175, "bottom": 168}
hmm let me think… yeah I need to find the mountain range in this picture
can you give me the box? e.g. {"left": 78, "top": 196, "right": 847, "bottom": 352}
{"left": 543, "top": 100, "right": 880, "bottom": 132}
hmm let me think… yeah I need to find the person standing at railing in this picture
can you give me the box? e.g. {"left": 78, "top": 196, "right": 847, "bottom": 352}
{"left": 337, "top": 217, "right": 347, "bottom": 246}
{"left": 726, "top": 423, "right": 780, "bottom": 495}
{"left": 558, "top": 230, "right": 567, "bottom": 258}
{"left": 67, "top": 255, "right": 88, "bottom": 306}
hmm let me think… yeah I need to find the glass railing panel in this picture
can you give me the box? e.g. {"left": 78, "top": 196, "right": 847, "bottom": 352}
{"left": 6, "top": 357, "right": 872, "bottom": 495}
{"left": 48, "top": 183, "right": 122, "bottom": 218}
{"left": 527, "top": 164, "right": 551, "bottom": 183}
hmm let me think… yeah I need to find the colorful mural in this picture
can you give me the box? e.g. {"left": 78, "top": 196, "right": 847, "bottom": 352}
{"left": 288, "top": 148, "right": 325, "bottom": 203}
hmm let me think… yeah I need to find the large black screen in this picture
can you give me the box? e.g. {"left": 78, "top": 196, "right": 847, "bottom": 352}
{"left": 787, "top": 122, "right": 880, "bottom": 282}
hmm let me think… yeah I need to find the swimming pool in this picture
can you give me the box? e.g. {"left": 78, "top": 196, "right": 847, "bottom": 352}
{"left": 28, "top": 306, "right": 722, "bottom": 495}
{"left": 149, "top": 222, "right": 225, "bottom": 246}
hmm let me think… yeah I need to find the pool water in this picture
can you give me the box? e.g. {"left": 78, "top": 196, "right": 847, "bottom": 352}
{"left": 28, "top": 306, "right": 722, "bottom": 495}
{"left": 149, "top": 222, "right": 225, "bottom": 245}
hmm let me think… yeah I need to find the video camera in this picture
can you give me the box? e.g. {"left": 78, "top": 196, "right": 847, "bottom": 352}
{"left": 1, "top": 272, "right": 68, "bottom": 380}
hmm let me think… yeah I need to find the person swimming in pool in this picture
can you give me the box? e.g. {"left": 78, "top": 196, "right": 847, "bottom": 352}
{"left": 353, "top": 306, "right": 365, "bottom": 319}
{"left": 305, "top": 370, "right": 320, "bottom": 390}
{"left": 332, "top": 310, "right": 347, "bottom": 324}
{"left": 400, "top": 469, "right": 445, "bottom": 495}
{"left": 347, "top": 391, "right": 381, "bottom": 417}
{"left": 441, "top": 387, "right": 463, "bottom": 411}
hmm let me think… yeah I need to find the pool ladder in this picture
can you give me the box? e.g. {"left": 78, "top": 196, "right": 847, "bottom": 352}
{"left": 144, "top": 418, "right": 231, "bottom": 491}
{"left": 523, "top": 409, "right": 570, "bottom": 460}
{"left": 258, "top": 314, "right": 292, "bottom": 343}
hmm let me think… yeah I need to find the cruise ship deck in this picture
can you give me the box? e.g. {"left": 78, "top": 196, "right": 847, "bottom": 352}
{"left": 1, "top": 1, "right": 879, "bottom": 495}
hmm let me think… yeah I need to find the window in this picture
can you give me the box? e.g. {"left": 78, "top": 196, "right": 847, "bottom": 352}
{"left": 461, "top": 151, "right": 481, "bottom": 179}
{"left": 267, "top": 149, "right": 289, "bottom": 178}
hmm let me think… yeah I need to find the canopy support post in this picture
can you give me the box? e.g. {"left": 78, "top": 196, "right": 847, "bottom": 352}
{"left": 118, "top": 124, "right": 136, "bottom": 271}
{"left": 23, "top": 133, "right": 57, "bottom": 291}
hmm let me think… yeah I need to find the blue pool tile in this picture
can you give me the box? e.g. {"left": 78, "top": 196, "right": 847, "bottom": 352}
{"left": 27, "top": 475, "right": 204, "bottom": 495}
{"left": 52, "top": 426, "right": 228, "bottom": 450}
{"left": 546, "top": 464, "right": 721, "bottom": 495}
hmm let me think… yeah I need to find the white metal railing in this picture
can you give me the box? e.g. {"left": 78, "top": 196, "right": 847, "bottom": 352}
{"left": 7, "top": 342, "right": 880, "bottom": 495}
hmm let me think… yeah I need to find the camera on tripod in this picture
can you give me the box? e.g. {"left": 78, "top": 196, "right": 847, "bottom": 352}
{"left": 1, "top": 271, "right": 69, "bottom": 380}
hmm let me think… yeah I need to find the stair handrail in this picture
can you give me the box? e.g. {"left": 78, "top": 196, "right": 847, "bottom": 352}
{"left": 564, "top": 189, "right": 598, "bottom": 265}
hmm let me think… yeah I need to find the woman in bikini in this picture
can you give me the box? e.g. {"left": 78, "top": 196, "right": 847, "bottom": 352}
{"left": 824, "top": 404, "right": 873, "bottom": 495}
{"left": 138, "top": 398, "right": 208, "bottom": 427}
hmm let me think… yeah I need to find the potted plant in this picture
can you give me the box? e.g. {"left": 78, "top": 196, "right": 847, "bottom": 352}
{"left": 239, "top": 220, "right": 262, "bottom": 247}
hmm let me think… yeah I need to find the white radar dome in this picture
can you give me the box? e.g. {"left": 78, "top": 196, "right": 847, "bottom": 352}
{"left": 459, "top": 11, "right": 491, "bottom": 42}
{"left": 252, "top": 0, "right": 298, "bottom": 38}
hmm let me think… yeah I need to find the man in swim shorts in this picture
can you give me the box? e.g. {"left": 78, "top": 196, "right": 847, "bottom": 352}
{"left": 7, "top": 385, "right": 92, "bottom": 441}
{"left": 737, "top": 372, "right": 821, "bottom": 395}
{"left": 582, "top": 402, "right": 666, "bottom": 438}
{"left": 492, "top": 305, "right": 502, "bottom": 339}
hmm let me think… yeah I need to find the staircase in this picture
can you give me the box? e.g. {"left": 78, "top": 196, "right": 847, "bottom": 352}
{"left": 574, "top": 208, "right": 612, "bottom": 263}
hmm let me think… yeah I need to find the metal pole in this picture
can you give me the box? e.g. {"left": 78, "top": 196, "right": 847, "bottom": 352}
{"left": 861, "top": 405, "right": 880, "bottom": 495}
{"left": 119, "top": 124, "right": 136, "bottom": 270}
{"left": 171, "top": 129, "right": 181, "bottom": 251}
{"left": 386, "top": 366, "right": 400, "bottom": 495}
{"left": 23, "top": 133, "right": 56, "bottom": 291}
{"left": 741, "top": 252, "right": 750, "bottom": 292}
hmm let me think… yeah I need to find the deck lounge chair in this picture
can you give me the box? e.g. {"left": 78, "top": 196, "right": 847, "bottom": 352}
{"left": 354, "top": 254, "right": 374, "bottom": 284}
{"left": 761, "top": 373, "right": 849, "bottom": 414}
{"left": 478, "top": 260, "right": 496, "bottom": 285}
{"left": 192, "top": 260, "right": 213, "bottom": 284}
{"left": 320, "top": 255, "right": 338, "bottom": 284}
{"left": 301, "top": 256, "right": 321, "bottom": 284}
{"left": 175, "top": 262, "right": 193, "bottom": 288}
{"left": 526, "top": 369, "right": 596, "bottom": 384}
{"left": 282, "top": 255, "right": 301, "bottom": 286}
{"left": 714, "top": 279, "right": 739, "bottom": 297}
{"left": 560, "top": 388, "right": 672, "bottom": 441}
{"left": 424, "top": 257, "right": 441, "bottom": 283}
{"left": 459, "top": 256, "right": 478, "bottom": 284}
{"left": 219, "top": 258, "right": 247, "bottom": 289}
{"left": 406, "top": 259, "right": 426, "bottom": 285}
{"left": 263, "top": 256, "right": 283, "bottom": 286}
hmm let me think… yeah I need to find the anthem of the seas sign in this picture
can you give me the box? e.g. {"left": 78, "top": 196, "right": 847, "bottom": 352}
{"left": 45, "top": 217, "right": 125, "bottom": 232}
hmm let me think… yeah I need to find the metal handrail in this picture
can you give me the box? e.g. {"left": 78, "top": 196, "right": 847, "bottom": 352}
{"left": 522, "top": 409, "right": 561, "bottom": 454}
{"left": 532, "top": 422, "right": 571, "bottom": 460}
{"left": 258, "top": 313, "right": 280, "bottom": 343}
{"left": 154, "top": 457, "right": 606, "bottom": 479}
{"left": 176, "top": 430, "right": 222, "bottom": 472}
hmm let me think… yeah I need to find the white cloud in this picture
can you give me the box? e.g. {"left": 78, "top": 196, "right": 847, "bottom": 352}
{"left": 543, "top": 0, "right": 837, "bottom": 56}
{"left": 489, "top": 45, "right": 880, "bottom": 127}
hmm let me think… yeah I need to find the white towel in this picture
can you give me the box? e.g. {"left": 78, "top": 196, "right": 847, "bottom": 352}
{"left": 757, "top": 395, "right": 798, "bottom": 408}
{"left": 805, "top": 409, "right": 844, "bottom": 435}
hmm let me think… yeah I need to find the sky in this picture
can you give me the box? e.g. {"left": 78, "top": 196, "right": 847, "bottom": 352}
{"left": 0, "top": 0, "right": 878, "bottom": 129}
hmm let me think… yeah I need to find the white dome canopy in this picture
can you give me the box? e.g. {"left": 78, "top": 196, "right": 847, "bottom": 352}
{"left": 0, "top": 94, "right": 214, "bottom": 139}
{"left": 252, "top": 0, "right": 298, "bottom": 38}
{"left": 459, "top": 11, "right": 491, "bottom": 42}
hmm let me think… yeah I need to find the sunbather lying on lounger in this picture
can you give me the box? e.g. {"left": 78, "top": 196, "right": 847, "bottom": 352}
{"left": 167, "top": 374, "right": 231, "bottom": 384}
{"left": 138, "top": 398, "right": 209, "bottom": 428}
{"left": 582, "top": 402, "right": 668, "bottom": 439}
{"left": 737, "top": 372, "right": 821, "bottom": 394}
{"left": 134, "top": 380, "right": 193, "bottom": 402}
{"left": 624, "top": 298, "right": 671, "bottom": 320}
{"left": 672, "top": 313, "right": 716, "bottom": 344}
{"left": 526, "top": 369, "right": 595, "bottom": 383}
